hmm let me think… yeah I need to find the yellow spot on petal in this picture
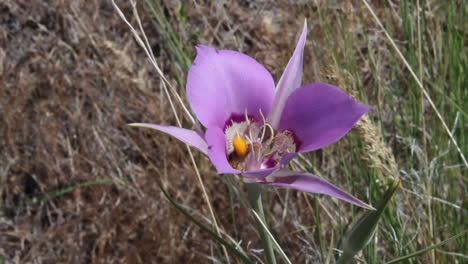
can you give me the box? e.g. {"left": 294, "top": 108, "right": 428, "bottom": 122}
{"left": 233, "top": 135, "right": 248, "bottom": 157}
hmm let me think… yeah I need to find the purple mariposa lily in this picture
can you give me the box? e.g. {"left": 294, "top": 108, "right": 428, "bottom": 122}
{"left": 131, "top": 22, "right": 373, "bottom": 209}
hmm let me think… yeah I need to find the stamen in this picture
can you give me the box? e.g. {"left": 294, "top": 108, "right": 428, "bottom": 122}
{"left": 226, "top": 111, "right": 297, "bottom": 171}
{"left": 258, "top": 109, "right": 273, "bottom": 143}
{"left": 259, "top": 109, "right": 266, "bottom": 125}
{"left": 244, "top": 109, "right": 250, "bottom": 126}
{"left": 241, "top": 109, "right": 258, "bottom": 158}
{"left": 245, "top": 133, "right": 256, "bottom": 158}
{"left": 263, "top": 123, "right": 275, "bottom": 144}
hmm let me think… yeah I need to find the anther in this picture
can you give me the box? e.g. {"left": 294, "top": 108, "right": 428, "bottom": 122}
{"left": 233, "top": 135, "right": 248, "bottom": 157}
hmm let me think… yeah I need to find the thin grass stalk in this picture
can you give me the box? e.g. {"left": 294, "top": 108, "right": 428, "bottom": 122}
{"left": 251, "top": 209, "right": 292, "bottom": 264}
{"left": 416, "top": 1, "right": 436, "bottom": 261}
{"left": 361, "top": 0, "right": 468, "bottom": 168}
{"left": 111, "top": 1, "right": 230, "bottom": 261}
{"left": 383, "top": 230, "right": 468, "bottom": 264}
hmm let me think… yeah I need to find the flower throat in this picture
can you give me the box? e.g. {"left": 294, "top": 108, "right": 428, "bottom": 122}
{"left": 224, "top": 112, "right": 296, "bottom": 171}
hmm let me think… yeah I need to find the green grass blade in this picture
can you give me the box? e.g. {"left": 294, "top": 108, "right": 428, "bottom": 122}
{"left": 383, "top": 230, "right": 468, "bottom": 264}
{"left": 39, "top": 178, "right": 116, "bottom": 201}
{"left": 144, "top": 0, "right": 193, "bottom": 74}
{"left": 14, "top": 178, "right": 116, "bottom": 209}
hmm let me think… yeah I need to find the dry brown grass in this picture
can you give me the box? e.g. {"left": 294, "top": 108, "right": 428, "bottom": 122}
{"left": 0, "top": 1, "right": 336, "bottom": 262}
{"left": 0, "top": 0, "right": 322, "bottom": 262}
{"left": 0, "top": 0, "right": 224, "bottom": 262}
{"left": 2, "top": 0, "right": 462, "bottom": 263}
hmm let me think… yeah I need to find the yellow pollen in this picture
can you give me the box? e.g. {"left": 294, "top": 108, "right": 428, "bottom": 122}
{"left": 233, "top": 135, "right": 248, "bottom": 157}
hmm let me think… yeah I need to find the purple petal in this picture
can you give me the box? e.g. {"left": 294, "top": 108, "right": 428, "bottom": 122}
{"left": 280, "top": 152, "right": 297, "bottom": 167}
{"left": 204, "top": 127, "right": 279, "bottom": 178}
{"left": 187, "top": 45, "right": 275, "bottom": 129}
{"left": 279, "top": 82, "right": 371, "bottom": 152}
{"left": 267, "top": 21, "right": 308, "bottom": 130}
{"left": 242, "top": 167, "right": 279, "bottom": 179}
{"left": 260, "top": 171, "right": 373, "bottom": 209}
{"left": 204, "top": 127, "right": 240, "bottom": 174}
{"left": 129, "top": 123, "right": 208, "bottom": 155}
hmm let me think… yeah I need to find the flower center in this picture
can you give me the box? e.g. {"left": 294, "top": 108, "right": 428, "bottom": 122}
{"left": 225, "top": 116, "right": 296, "bottom": 171}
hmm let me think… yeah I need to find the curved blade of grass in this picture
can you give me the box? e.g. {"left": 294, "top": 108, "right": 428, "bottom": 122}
{"left": 383, "top": 230, "right": 468, "bottom": 264}
{"left": 156, "top": 178, "right": 254, "bottom": 264}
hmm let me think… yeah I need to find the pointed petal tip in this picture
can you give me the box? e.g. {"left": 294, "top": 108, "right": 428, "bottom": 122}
{"left": 357, "top": 200, "right": 376, "bottom": 211}
{"left": 279, "top": 82, "right": 374, "bottom": 153}
{"left": 193, "top": 45, "right": 216, "bottom": 59}
{"left": 128, "top": 123, "right": 168, "bottom": 130}
{"left": 128, "top": 123, "right": 209, "bottom": 155}
{"left": 260, "top": 171, "right": 374, "bottom": 209}
{"left": 128, "top": 123, "right": 151, "bottom": 128}
{"left": 195, "top": 44, "right": 210, "bottom": 52}
{"left": 361, "top": 103, "right": 374, "bottom": 113}
{"left": 336, "top": 195, "right": 375, "bottom": 210}
{"left": 357, "top": 103, "right": 373, "bottom": 118}
{"left": 267, "top": 21, "right": 309, "bottom": 129}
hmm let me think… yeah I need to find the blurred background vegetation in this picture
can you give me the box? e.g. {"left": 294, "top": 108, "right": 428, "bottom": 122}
{"left": 0, "top": 0, "right": 466, "bottom": 263}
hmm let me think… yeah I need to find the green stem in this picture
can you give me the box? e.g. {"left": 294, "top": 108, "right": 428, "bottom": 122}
{"left": 246, "top": 183, "right": 276, "bottom": 264}
{"left": 336, "top": 251, "right": 354, "bottom": 264}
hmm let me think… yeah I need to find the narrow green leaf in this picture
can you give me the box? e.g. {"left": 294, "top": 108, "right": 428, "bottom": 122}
{"left": 16, "top": 178, "right": 115, "bottom": 208}
{"left": 337, "top": 178, "right": 400, "bottom": 264}
{"left": 383, "top": 230, "right": 468, "bottom": 264}
{"left": 39, "top": 178, "right": 116, "bottom": 202}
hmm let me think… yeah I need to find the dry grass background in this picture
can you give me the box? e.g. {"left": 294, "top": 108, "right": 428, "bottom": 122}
{"left": 0, "top": 0, "right": 213, "bottom": 262}
{"left": 1, "top": 0, "right": 466, "bottom": 263}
